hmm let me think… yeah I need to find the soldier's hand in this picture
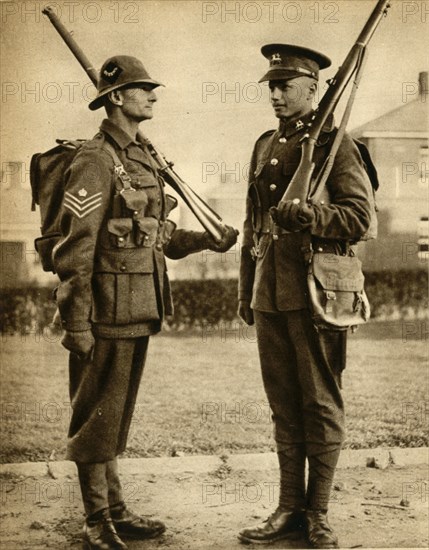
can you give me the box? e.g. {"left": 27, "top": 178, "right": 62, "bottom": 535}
{"left": 270, "top": 200, "right": 315, "bottom": 232}
{"left": 61, "top": 329, "right": 95, "bottom": 359}
{"left": 204, "top": 225, "right": 239, "bottom": 253}
{"left": 238, "top": 300, "right": 254, "bottom": 326}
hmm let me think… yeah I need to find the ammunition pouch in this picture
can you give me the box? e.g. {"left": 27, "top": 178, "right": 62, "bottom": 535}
{"left": 135, "top": 217, "right": 158, "bottom": 247}
{"left": 121, "top": 188, "right": 149, "bottom": 216}
{"left": 107, "top": 218, "right": 134, "bottom": 248}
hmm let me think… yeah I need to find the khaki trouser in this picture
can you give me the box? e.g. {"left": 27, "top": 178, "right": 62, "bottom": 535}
{"left": 254, "top": 309, "right": 346, "bottom": 510}
{"left": 67, "top": 336, "right": 149, "bottom": 463}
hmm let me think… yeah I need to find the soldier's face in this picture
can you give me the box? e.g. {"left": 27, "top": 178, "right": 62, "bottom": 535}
{"left": 119, "top": 86, "right": 157, "bottom": 121}
{"left": 269, "top": 77, "right": 316, "bottom": 119}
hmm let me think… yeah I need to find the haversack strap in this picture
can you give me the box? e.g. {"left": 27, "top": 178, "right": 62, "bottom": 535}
{"left": 102, "top": 139, "right": 134, "bottom": 193}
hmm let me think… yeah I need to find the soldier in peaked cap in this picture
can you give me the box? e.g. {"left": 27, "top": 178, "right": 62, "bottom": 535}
{"left": 237, "top": 45, "right": 373, "bottom": 548}
{"left": 53, "top": 54, "right": 237, "bottom": 550}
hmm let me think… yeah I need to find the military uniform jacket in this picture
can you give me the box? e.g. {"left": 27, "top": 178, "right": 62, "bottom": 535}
{"left": 53, "top": 119, "right": 200, "bottom": 338}
{"left": 239, "top": 112, "right": 373, "bottom": 312}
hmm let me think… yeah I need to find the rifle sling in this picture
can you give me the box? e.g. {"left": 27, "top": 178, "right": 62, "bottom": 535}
{"left": 309, "top": 46, "right": 368, "bottom": 202}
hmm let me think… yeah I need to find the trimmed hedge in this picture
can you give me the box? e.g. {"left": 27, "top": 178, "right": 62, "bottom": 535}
{"left": 365, "top": 269, "right": 428, "bottom": 319}
{"left": 0, "top": 270, "right": 427, "bottom": 334}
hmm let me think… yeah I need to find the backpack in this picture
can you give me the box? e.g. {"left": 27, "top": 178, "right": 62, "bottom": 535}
{"left": 352, "top": 138, "right": 379, "bottom": 241}
{"left": 30, "top": 137, "right": 128, "bottom": 273}
{"left": 310, "top": 131, "right": 379, "bottom": 241}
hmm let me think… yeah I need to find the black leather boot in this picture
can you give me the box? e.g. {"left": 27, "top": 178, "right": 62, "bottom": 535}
{"left": 238, "top": 508, "right": 305, "bottom": 544}
{"left": 83, "top": 508, "right": 127, "bottom": 550}
{"left": 110, "top": 502, "right": 166, "bottom": 540}
{"left": 306, "top": 510, "right": 339, "bottom": 548}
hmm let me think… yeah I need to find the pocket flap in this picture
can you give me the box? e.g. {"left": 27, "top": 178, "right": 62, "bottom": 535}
{"left": 134, "top": 174, "right": 158, "bottom": 188}
{"left": 121, "top": 189, "right": 148, "bottom": 212}
{"left": 312, "top": 254, "right": 364, "bottom": 292}
{"left": 107, "top": 218, "right": 133, "bottom": 237}
{"left": 136, "top": 217, "right": 158, "bottom": 234}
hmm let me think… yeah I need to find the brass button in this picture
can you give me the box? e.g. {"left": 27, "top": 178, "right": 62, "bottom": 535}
{"left": 279, "top": 137, "right": 287, "bottom": 143}
{"left": 320, "top": 200, "right": 325, "bottom": 205}
{"left": 318, "top": 247, "right": 323, "bottom": 252}
{"left": 272, "top": 234, "right": 279, "bottom": 241}
{"left": 156, "top": 244, "right": 162, "bottom": 251}
{"left": 118, "top": 237, "right": 124, "bottom": 243}
{"left": 269, "top": 184, "right": 277, "bottom": 191}
{"left": 270, "top": 158, "right": 279, "bottom": 166}
{"left": 144, "top": 235, "right": 149, "bottom": 240}
{"left": 134, "top": 210, "right": 139, "bottom": 215}
{"left": 120, "top": 264, "right": 126, "bottom": 272}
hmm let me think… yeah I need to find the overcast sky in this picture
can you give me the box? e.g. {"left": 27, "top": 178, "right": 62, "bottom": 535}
{"left": 1, "top": 0, "right": 427, "bottom": 188}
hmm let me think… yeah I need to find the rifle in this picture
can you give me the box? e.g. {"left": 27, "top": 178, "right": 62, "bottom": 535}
{"left": 42, "top": 6, "right": 228, "bottom": 242}
{"left": 281, "top": 0, "right": 390, "bottom": 205}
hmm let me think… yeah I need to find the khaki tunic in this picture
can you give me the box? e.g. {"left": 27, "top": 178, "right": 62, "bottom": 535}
{"left": 54, "top": 118, "right": 201, "bottom": 338}
{"left": 239, "top": 111, "right": 373, "bottom": 312}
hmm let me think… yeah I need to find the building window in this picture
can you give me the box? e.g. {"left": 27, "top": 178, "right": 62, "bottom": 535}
{"left": 418, "top": 217, "right": 428, "bottom": 261}
{"left": 419, "top": 146, "right": 428, "bottom": 186}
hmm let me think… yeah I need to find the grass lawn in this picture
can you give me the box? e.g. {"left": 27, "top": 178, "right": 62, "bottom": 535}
{"left": 0, "top": 322, "right": 427, "bottom": 463}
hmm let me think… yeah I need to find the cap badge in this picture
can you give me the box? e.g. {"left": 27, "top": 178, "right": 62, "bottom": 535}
{"left": 270, "top": 53, "right": 282, "bottom": 66}
{"left": 102, "top": 62, "right": 122, "bottom": 84}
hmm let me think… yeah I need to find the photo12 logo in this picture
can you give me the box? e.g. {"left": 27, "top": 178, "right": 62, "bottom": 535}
{"left": 1, "top": 2, "right": 141, "bottom": 24}
{"left": 201, "top": 2, "right": 340, "bottom": 24}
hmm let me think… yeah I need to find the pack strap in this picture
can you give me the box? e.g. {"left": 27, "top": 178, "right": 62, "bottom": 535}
{"left": 102, "top": 139, "right": 134, "bottom": 193}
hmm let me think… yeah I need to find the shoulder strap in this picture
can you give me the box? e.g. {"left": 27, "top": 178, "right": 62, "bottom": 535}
{"left": 102, "top": 138, "right": 134, "bottom": 192}
{"left": 310, "top": 47, "right": 368, "bottom": 202}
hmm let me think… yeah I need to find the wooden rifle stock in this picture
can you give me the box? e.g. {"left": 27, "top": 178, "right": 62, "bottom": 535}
{"left": 281, "top": 0, "right": 390, "bottom": 204}
{"left": 42, "top": 6, "right": 227, "bottom": 241}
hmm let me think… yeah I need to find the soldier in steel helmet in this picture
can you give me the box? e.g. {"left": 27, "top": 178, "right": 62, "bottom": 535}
{"left": 53, "top": 55, "right": 237, "bottom": 550}
{"left": 237, "top": 44, "right": 373, "bottom": 548}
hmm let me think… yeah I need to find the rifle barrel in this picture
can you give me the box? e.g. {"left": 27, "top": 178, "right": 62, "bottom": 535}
{"left": 42, "top": 7, "right": 98, "bottom": 85}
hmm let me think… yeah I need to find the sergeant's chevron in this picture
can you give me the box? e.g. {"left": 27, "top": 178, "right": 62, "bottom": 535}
{"left": 64, "top": 191, "right": 102, "bottom": 218}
